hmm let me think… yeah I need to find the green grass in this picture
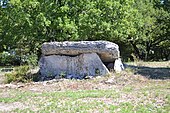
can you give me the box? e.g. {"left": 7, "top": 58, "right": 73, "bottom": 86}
{"left": 0, "top": 82, "right": 169, "bottom": 113}
{"left": 0, "top": 61, "right": 169, "bottom": 112}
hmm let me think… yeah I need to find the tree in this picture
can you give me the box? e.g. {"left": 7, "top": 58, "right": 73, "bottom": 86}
{"left": 123, "top": 0, "right": 170, "bottom": 61}
{"left": 0, "top": 0, "right": 169, "bottom": 65}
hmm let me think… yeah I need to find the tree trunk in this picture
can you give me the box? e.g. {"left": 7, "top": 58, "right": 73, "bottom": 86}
{"left": 129, "top": 41, "right": 141, "bottom": 60}
{"left": 145, "top": 42, "right": 151, "bottom": 61}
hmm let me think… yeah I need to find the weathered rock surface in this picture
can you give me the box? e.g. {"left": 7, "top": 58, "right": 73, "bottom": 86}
{"left": 39, "top": 53, "right": 110, "bottom": 79}
{"left": 114, "top": 58, "right": 124, "bottom": 73}
{"left": 41, "top": 41, "right": 119, "bottom": 62}
{"left": 39, "top": 41, "right": 124, "bottom": 79}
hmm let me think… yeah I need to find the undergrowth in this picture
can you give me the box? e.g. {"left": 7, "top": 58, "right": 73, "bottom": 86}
{"left": 4, "top": 66, "right": 38, "bottom": 83}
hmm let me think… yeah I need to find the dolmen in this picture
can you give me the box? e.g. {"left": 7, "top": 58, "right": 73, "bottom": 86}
{"left": 39, "top": 41, "right": 124, "bottom": 80}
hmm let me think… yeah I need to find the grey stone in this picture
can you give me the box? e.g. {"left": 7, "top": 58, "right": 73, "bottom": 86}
{"left": 114, "top": 58, "right": 124, "bottom": 73}
{"left": 66, "top": 74, "right": 84, "bottom": 79}
{"left": 107, "top": 63, "right": 114, "bottom": 69}
{"left": 39, "top": 41, "right": 124, "bottom": 79}
{"left": 41, "top": 41, "right": 119, "bottom": 62}
{"left": 66, "top": 74, "right": 74, "bottom": 79}
{"left": 39, "top": 53, "right": 110, "bottom": 79}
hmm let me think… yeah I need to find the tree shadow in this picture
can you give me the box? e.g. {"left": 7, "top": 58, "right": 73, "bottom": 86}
{"left": 125, "top": 64, "right": 170, "bottom": 79}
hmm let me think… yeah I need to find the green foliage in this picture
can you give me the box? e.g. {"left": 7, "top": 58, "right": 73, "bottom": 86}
{"left": 5, "top": 65, "right": 30, "bottom": 83}
{"left": 59, "top": 71, "right": 67, "bottom": 78}
{"left": 0, "top": 51, "right": 11, "bottom": 65}
{"left": 127, "top": 0, "right": 170, "bottom": 61}
{"left": 0, "top": 0, "right": 169, "bottom": 63}
{"left": 0, "top": 51, "right": 20, "bottom": 66}
{"left": 95, "top": 68, "right": 100, "bottom": 76}
{"left": 26, "top": 53, "right": 38, "bottom": 68}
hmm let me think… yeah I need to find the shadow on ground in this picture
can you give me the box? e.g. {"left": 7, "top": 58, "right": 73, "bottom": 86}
{"left": 125, "top": 64, "right": 170, "bottom": 79}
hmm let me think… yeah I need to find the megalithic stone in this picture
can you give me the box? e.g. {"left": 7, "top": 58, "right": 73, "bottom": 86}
{"left": 39, "top": 41, "right": 124, "bottom": 79}
{"left": 41, "top": 41, "right": 120, "bottom": 62}
{"left": 39, "top": 53, "right": 110, "bottom": 79}
{"left": 114, "top": 58, "right": 124, "bottom": 73}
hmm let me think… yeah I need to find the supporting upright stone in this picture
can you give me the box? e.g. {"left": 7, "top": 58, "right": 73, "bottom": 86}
{"left": 39, "top": 53, "right": 110, "bottom": 79}
{"left": 114, "top": 58, "right": 124, "bottom": 73}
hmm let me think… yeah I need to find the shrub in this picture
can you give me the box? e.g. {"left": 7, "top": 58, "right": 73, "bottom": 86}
{"left": 0, "top": 51, "right": 38, "bottom": 67}
{"left": 26, "top": 53, "right": 38, "bottom": 68}
{"left": 0, "top": 51, "right": 20, "bottom": 66}
{"left": 4, "top": 65, "right": 34, "bottom": 83}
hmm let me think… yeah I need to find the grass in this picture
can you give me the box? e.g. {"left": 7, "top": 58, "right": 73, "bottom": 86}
{"left": 0, "top": 61, "right": 169, "bottom": 112}
{"left": 0, "top": 88, "right": 169, "bottom": 112}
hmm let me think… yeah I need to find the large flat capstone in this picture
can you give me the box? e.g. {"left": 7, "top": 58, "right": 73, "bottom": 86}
{"left": 42, "top": 41, "right": 119, "bottom": 62}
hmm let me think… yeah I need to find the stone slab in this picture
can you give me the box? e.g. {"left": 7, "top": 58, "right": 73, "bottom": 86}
{"left": 39, "top": 53, "right": 110, "bottom": 79}
{"left": 41, "top": 41, "right": 119, "bottom": 62}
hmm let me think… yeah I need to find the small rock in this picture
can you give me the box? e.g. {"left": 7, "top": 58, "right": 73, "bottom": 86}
{"left": 30, "top": 88, "right": 38, "bottom": 92}
{"left": 107, "top": 63, "right": 114, "bottom": 69}
{"left": 84, "top": 75, "right": 93, "bottom": 79}
{"left": 114, "top": 58, "right": 124, "bottom": 73}
{"left": 105, "top": 78, "right": 115, "bottom": 84}
{"left": 5, "top": 84, "right": 17, "bottom": 89}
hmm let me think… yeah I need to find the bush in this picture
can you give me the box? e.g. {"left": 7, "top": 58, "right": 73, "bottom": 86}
{"left": 26, "top": 53, "right": 38, "bottom": 68}
{"left": 0, "top": 51, "right": 20, "bottom": 66}
{"left": 4, "top": 65, "right": 36, "bottom": 83}
{"left": 0, "top": 50, "right": 38, "bottom": 66}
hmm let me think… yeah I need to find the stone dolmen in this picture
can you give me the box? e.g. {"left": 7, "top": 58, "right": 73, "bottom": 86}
{"left": 39, "top": 41, "right": 124, "bottom": 80}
